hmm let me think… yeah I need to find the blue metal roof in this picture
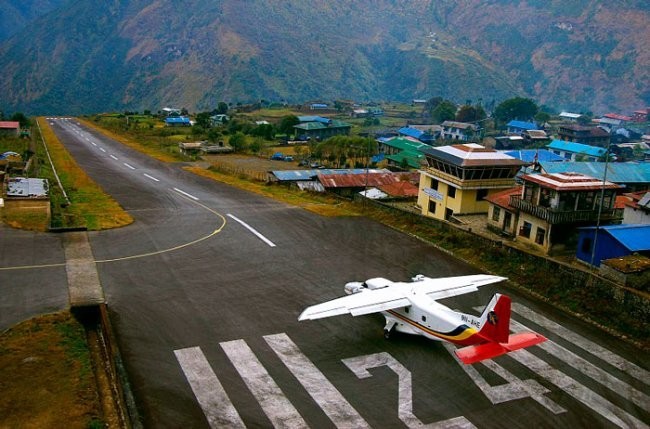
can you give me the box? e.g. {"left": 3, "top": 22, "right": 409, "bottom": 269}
{"left": 398, "top": 127, "right": 424, "bottom": 139}
{"left": 507, "top": 120, "right": 538, "bottom": 130}
{"left": 579, "top": 224, "right": 650, "bottom": 252}
{"left": 539, "top": 161, "right": 650, "bottom": 184}
{"left": 297, "top": 115, "right": 331, "bottom": 124}
{"left": 503, "top": 149, "right": 564, "bottom": 163}
{"left": 547, "top": 140, "right": 606, "bottom": 157}
{"left": 271, "top": 168, "right": 389, "bottom": 181}
{"left": 165, "top": 116, "right": 190, "bottom": 124}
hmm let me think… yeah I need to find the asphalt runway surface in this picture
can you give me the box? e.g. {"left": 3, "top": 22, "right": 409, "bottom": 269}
{"left": 3, "top": 118, "right": 648, "bottom": 428}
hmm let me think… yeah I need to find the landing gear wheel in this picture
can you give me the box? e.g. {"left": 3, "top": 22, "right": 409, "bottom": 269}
{"left": 384, "top": 329, "right": 391, "bottom": 339}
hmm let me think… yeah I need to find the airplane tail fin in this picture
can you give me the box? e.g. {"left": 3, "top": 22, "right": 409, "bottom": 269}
{"left": 477, "top": 293, "right": 511, "bottom": 344}
{"left": 454, "top": 293, "right": 547, "bottom": 364}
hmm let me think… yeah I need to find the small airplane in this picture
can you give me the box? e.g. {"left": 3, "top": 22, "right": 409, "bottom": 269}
{"left": 299, "top": 274, "right": 546, "bottom": 364}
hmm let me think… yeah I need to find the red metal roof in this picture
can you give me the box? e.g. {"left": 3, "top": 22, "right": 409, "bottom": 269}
{"left": 603, "top": 113, "right": 632, "bottom": 121}
{"left": 318, "top": 172, "right": 397, "bottom": 188}
{"left": 485, "top": 186, "right": 522, "bottom": 209}
{"left": 378, "top": 181, "right": 419, "bottom": 197}
{"left": 0, "top": 121, "right": 20, "bottom": 129}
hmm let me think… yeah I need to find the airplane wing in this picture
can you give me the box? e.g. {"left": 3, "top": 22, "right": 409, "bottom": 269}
{"left": 298, "top": 285, "right": 410, "bottom": 321}
{"left": 413, "top": 275, "right": 507, "bottom": 301}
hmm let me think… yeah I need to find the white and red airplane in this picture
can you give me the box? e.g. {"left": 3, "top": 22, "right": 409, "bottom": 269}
{"left": 299, "top": 274, "right": 546, "bottom": 364}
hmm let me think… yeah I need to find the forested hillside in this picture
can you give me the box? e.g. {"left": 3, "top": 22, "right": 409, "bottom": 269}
{"left": 1, "top": 0, "right": 647, "bottom": 115}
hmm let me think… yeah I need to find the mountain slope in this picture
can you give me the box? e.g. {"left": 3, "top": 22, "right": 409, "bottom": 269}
{"left": 1, "top": 0, "right": 647, "bottom": 115}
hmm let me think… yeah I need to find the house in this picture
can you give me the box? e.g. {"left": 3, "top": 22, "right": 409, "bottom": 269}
{"left": 0, "top": 121, "right": 20, "bottom": 136}
{"left": 506, "top": 120, "right": 538, "bottom": 135}
{"left": 162, "top": 107, "right": 182, "bottom": 116}
{"left": 294, "top": 117, "right": 351, "bottom": 141}
{"left": 210, "top": 114, "right": 229, "bottom": 125}
{"left": 309, "top": 103, "right": 329, "bottom": 110}
{"left": 165, "top": 116, "right": 191, "bottom": 127}
{"left": 494, "top": 135, "right": 524, "bottom": 150}
{"left": 538, "top": 161, "right": 650, "bottom": 193}
{"left": 507, "top": 172, "right": 622, "bottom": 254}
{"left": 417, "top": 143, "right": 525, "bottom": 221}
{"left": 397, "top": 125, "right": 439, "bottom": 144}
{"left": 632, "top": 109, "right": 649, "bottom": 123}
{"left": 622, "top": 191, "right": 650, "bottom": 224}
{"left": 559, "top": 112, "right": 582, "bottom": 122}
{"left": 318, "top": 171, "right": 397, "bottom": 197}
{"left": 576, "top": 224, "right": 650, "bottom": 267}
{"left": 486, "top": 186, "right": 522, "bottom": 236}
{"left": 378, "top": 137, "right": 427, "bottom": 169}
{"left": 503, "top": 149, "right": 564, "bottom": 164}
{"left": 547, "top": 140, "right": 607, "bottom": 162}
{"left": 599, "top": 113, "right": 632, "bottom": 129}
{"left": 522, "top": 129, "right": 550, "bottom": 146}
{"left": 440, "top": 121, "right": 479, "bottom": 141}
{"left": 557, "top": 124, "right": 610, "bottom": 146}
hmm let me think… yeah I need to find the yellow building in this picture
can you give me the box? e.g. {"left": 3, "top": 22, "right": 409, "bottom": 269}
{"left": 418, "top": 144, "right": 524, "bottom": 221}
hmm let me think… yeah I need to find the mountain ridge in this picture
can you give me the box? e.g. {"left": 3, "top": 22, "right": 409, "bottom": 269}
{"left": 1, "top": 0, "right": 647, "bottom": 115}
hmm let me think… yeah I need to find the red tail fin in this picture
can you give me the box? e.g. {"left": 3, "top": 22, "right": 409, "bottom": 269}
{"left": 477, "top": 293, "right": 511, "bottom": 343}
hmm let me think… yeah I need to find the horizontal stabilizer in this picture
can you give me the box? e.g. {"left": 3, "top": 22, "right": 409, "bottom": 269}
{"left": 454, "top": 332, "right": 547, "bottom": 365}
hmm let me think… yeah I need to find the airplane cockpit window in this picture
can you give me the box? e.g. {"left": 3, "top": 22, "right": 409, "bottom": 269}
{"left": 421, "top": 315, "right": 426, "bottom": 322}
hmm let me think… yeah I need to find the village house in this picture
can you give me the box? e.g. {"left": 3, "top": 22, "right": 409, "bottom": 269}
{"left": 501, "top": 172, "right": 623, "bottom": 254}
{"left": 417, "top": 143, "right": 525, "bottom": 221}
{"left": 294, "top": 116, "right": 351, "bottom": 141}
{"left": 621, "top": 191, "right": 650, "bottom": 224}
{"left": 506, "top": 120, "right": 538, "bottom": 135}
{"left": 377, "top": 137, "right": 427, "bottom": 169}
{"left": 576, "top": 224, "right": 650, "bottom": 267}
{"left": 559, "top": 111, "right": 582, "bottom": 122}
{"left": 164, "top": 116, "right": 191, "bottom": 127}
{"left": 0, "top": 121, "right": 20, "bottom": 136}
{"left": 632, "top": 108, "right": 649, "bottom": 122}
{"left": 440, "top": 121, "right": 479, "bottom": 141}
{"left": 547, "top": 140, "right": 607, "bottom": 162}
{"left": 538, "top": 161, "right": 650, "bottom": 193}
{"left": 557, "top": 124, "right": 610, "bottom": 146}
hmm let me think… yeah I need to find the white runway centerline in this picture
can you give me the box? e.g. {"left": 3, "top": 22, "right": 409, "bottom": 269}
{"left": 143, "top": 173, "right": 160, "bottom": 182}
{"left": 227, "top": 214, "right": 276, "bottom": 247}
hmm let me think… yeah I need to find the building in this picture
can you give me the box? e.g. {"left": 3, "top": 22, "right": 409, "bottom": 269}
{"left": 507, "top": 172, "right": 622, "bottom": 254}
{"left": 632, "top": 109, "right": 649, "bottom": 123}
{"left": 521, "top": 129, "right": 550, "bottom": 146}
{"left": 622, "top": 191, "right": 650, "bottom": 224}
{"left": 485, "top": 187, "right": 522, "bottom": 236}
{"left": 576, "top": 224, "right": 650, "bottom": 267}
{"left": 293, "top": 117, "right": 351, "bottom": 141}
{"left": 538, "top": 161, "right": 650, "bottom": 193}
{"left": 547, "top": 140, "right": 607, "bottom": 162}
{"left": 165, "top": 116, "right": 191, "bottom": 127}
{"left": 397, "top": 125, "right": 439, "bottom": 144}
{"left": 0, "top": 121, "right": 20, "bottom": 136}
{"left": 506, "top": 120, "right": 538, "bottom": 135}
{"left": 557, "top": 124, "right": 610, "bottom": 146}
{"left": 378, "top": 137, "right": 427, "bottom": 169}
{"left": 417, "top": 143, "right": 525, "bottom": 221}
{"left": 440, "top": 121, "right": 479, "bottom": 141}
{"left": 503, "top": 149, "right": 564, "bottom": 164}
{"left": 559, "top": 112, "right": 582, "bottom": 122}
{"left": 599, "top": 113, "right": 632, "bottom": 128}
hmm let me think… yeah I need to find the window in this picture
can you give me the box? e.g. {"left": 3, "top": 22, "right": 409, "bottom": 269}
{"left": 535, "top": 227, "right": 545, "bottom": 245}
{"left": 421, "top": 315, "right": 427, "bottom": 322}
{"left": 492, "top": 206, "right": 501, "bottom": 222}
{"left": 428, "top": 199, "right": 436, "bottom": 214}
{"left": 520, "top": 221, "right": 532, "bottom": 238}
{"left": 404, "top": 307, "right": 410, "bottom": 313}
{"left": 476, "top": 189, "right": 488, "bottom": 201}
{"left": 430, "top": 179, "right": 439, "bottom": 191}
{"left": 448, "top": 186, "right": 456, "bottom": 198}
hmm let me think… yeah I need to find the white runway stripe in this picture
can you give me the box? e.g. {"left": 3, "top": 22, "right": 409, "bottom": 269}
{"left": 512, "top": 302, "right": 650, "bottom": 383}
{"left": 228, "top": 214, "right": 276, "bottom": 247}
{"left": 509, "top": 318, "right": 650, "bottom": 412}
{"left": 264, "top": 333, "right": 370, "bottom": 429}
{"left": 221, "top": 339, "right": 308, "bottom": 428}
{"left": 174, "top": 347, "right": 245, "bottom": 429}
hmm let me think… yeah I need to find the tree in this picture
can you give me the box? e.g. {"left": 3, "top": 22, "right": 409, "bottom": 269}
{"left": 278, "top": 115, "right": 300, "bottom": 135}
{"left": 455, "top": 105, "right": 486, "bottom": 123}
{"left": 431, "top": 100, "right": 457, "bottom": 124}
{"left": 228, "top": 132, "right": 248, "bottom": 152}
{"left": 195, "top": 112, "right": 212, "bottom": 129}
{"left": 494, "top": 97, "right": 539, "bottom": 126}
{"left": 215, "top": 102, "right": 229, "bottom": 115}
{"left": 534, "top": 111, "right": 551, "bottom": 125}
{"left": 10, "top": 112, "right": 29, "bottom": 128}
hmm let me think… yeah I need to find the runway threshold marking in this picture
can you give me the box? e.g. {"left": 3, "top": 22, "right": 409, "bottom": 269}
{"left": 220, "top": 339, "right": 308, "bottom": 428}
{"left": 227, "top": 214, "right": 276, "bottom": 247}
{"left": 264, "top": 333, "right": 370, "bottom": 428}
{"left": 174, "top": 347, "right": 245, "bottom": 429}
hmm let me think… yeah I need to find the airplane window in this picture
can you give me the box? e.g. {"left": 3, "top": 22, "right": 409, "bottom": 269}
{"left": 421, "top": 315, "right": 426, "bottom": 322}
{"left": 404, "top": 307, "right": 409, "bottom": 313}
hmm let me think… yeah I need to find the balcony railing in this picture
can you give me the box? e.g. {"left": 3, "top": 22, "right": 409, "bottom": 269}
{"left": 509, "top": 195, "right": 623, "bottom": 224}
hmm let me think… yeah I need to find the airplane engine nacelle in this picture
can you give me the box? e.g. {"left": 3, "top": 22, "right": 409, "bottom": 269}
{"left": 365, "top": 278, "right": 394, "bottom": 290}
{"left": 345, "top": 282, "right": 365, "bottom": 295}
